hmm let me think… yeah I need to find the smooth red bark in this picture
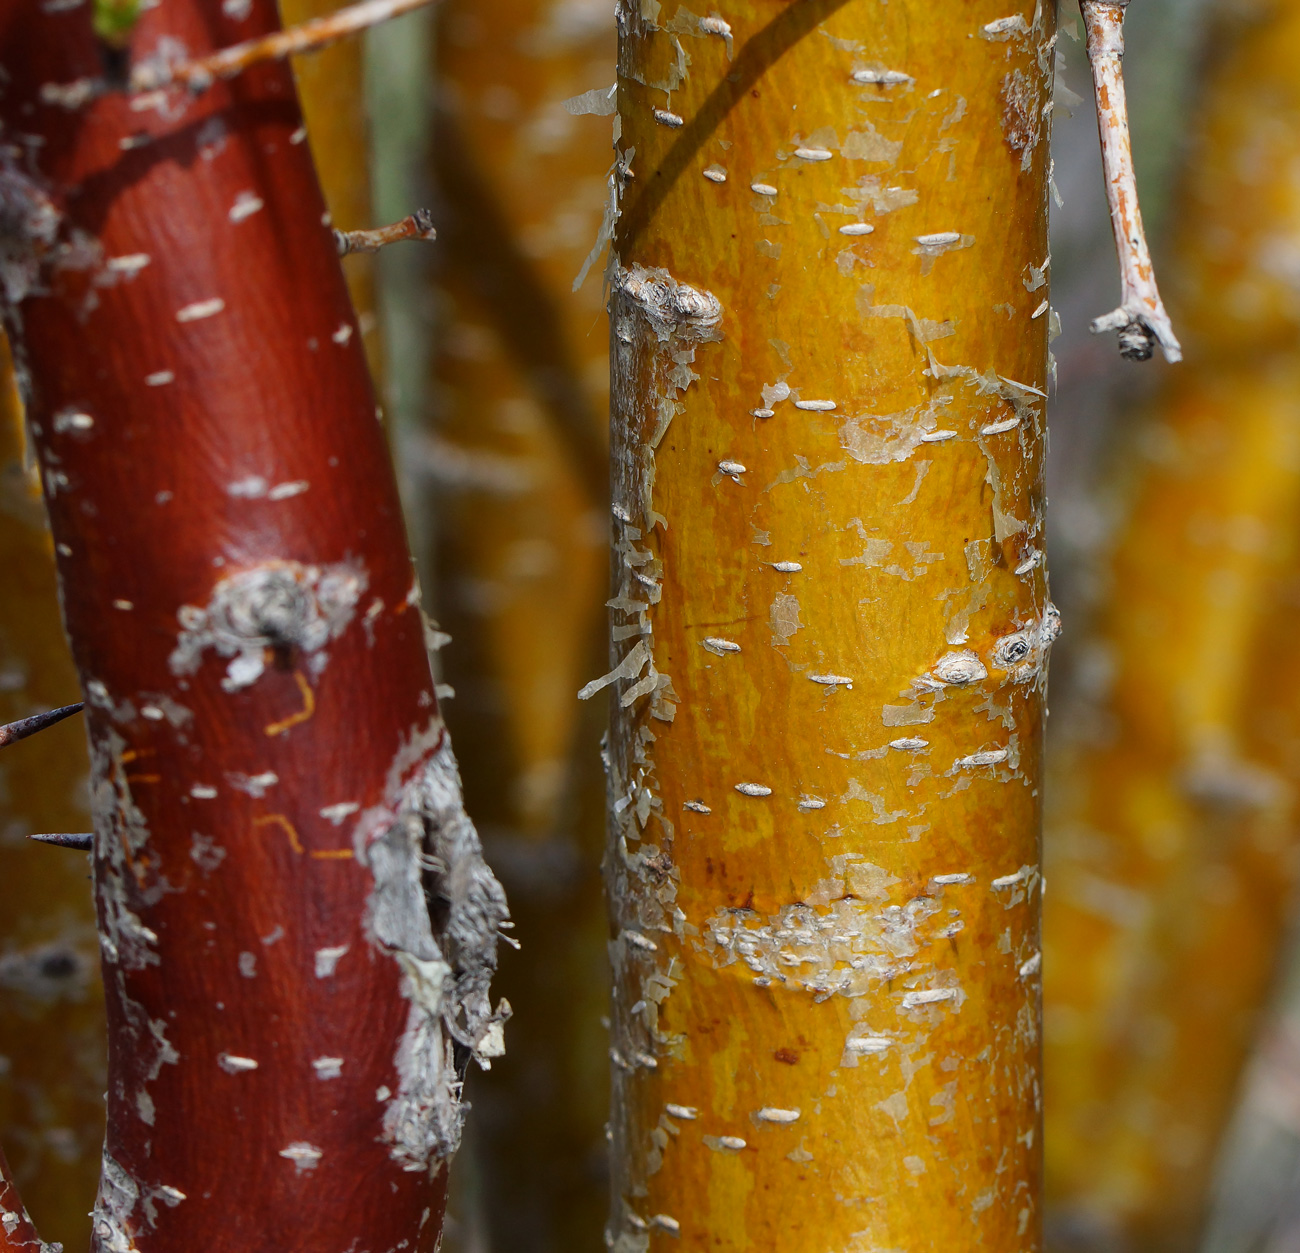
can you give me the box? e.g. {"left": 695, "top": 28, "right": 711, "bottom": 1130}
{"left": 0, "top": 1145, "right": 43, "bottom": 1253}
{"left": 0, "top": 3, "right": 470, "bottom": 1249}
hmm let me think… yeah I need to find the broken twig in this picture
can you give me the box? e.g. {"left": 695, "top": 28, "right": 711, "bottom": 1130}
{"left": 1081, "top": 0, "right": 1182, "bottom": 362}
{"left": 0, "top": 701, "right": 83, "bottom": 749}
{"left": 335, "top": 209, "right": 437, "bottom": 256}
{"left": 41, "top": 0, "right": 436, "bottom": 107}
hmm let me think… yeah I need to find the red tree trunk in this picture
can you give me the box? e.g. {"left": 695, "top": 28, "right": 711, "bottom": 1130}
{"left": 0, "top": 3, "right": 506, "bottom": 1250}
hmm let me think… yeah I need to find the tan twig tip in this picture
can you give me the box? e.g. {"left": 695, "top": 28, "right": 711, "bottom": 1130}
{"left": 335, "top": 209, "right": 437, "bottom": 256}
{"left": 1081, "top": 0, "right": 1182, "bottom": 363}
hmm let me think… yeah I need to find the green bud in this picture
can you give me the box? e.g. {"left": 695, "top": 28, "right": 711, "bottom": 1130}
{"left": 93, "top": 0, "right": 143, "bottom": 47}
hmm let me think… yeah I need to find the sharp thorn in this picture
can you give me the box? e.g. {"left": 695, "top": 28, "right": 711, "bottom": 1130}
{"left": 0, "top": 702, "right": 85, "bottom": 749}
{"left": 27, "top": 832, "right": 94, "bottom": 851}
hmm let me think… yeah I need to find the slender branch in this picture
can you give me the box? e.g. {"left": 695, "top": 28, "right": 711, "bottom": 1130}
{"left": 40, "top": 0, "right": 436, "bottom": 107}
{"left": 136, "top": 0, "right": 434, "bottom": 92}
{"left": 336, "top": 209, "right": 436, "bottom": 256}
{"left": 1081, "top": 0, "right": 1182, "bottom": 362}
{"left": 27, "top": 832, "right": 94, "bottom": 851}
{"left": 0, "top": 1142, "right": 47, "bottom": 1253}
{"left": 0, "top": 702, "right": 83, "bottom": 749}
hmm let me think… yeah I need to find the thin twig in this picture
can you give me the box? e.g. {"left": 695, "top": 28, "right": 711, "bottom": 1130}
{"left": 27, "top": 832, "right": 94, "bottom": 850}
{"left": 1081, "top": 0, "right": 1181, "bottom": 362}
{"left": 336, "top": 209, "right": 437, "bottom": 256}
{"left": 0, "top": 701, "right": 83, "bottom": 749}
{"left": 134, "top": 0, "right": 435, "bottom": 92}
{"left": 40, "top": 0, "right": 436, "bottom": 108}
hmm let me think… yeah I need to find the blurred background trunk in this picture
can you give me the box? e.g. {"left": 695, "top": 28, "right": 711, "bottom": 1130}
{"left": 0, "top": 339, "right": 104, "bottom": 1253}
{"left": 420, "top": 0, "right": 614, "bottom": 1247}
{"left": 1044, "top": 1, "right": 1300, "bottom": 1249}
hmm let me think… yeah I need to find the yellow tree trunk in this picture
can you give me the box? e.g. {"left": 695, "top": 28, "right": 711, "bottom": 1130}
{"left": 1043, "top": 3, "right": 1300, "bottom": 1248}
{"left": 0, "top": 350, "right": 104, "bottom": 1253}
{"left": 604, "top": 2, "right": 1057, "bottom": 1247}
{"left": 426, "top": 0, "right": 615, "bottom": 1245}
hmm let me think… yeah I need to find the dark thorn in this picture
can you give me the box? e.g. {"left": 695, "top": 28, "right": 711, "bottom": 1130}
{"left": 0, "top": 702, "right": 84, "bottom": 749}
{"left": 28, "top": 833, "right": 93, "bottom": 851}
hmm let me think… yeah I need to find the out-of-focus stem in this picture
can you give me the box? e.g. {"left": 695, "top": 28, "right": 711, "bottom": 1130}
{"left": 425, "top": 0, "right": 614, "bottom": 1243}
{"left": 282, "top": 0, "right": 383, "bottom": 375}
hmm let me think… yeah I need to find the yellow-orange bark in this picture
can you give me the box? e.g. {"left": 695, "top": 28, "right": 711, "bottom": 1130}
{"left": 1043, "top": 3, "right": 1300, "bottom": 1247}
{"left": 426, "top": 0, "right": 615, "bottom": 1244}
{"left": 604, "top": 3, "right": 1056, "bottom": 1247}
{"left": 0, "top": 345, "right": 104, "bottom": 1252}
{"left": 281, "top": 0, "right": 380, "bottom": 372}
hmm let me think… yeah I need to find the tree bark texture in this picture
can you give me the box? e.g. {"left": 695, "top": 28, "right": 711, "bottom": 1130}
{"left": 0, "top": 2, "right": 506, "bottom": 1250}
{"left": 0, "top": 7, "right": 373, "bottom": 1247}
{"left": 0, "top": 347, "right": 104, "bottom": 1253}
{"left": 1043, "top": 2, "right": 1300, "bottom": 1247}
{"left": 1, "top": 1114, "right": 53, "bottom": 1250}
{"left": 428, "top": 0, "right": 614, "bottom": 1245}
{"left": 604, "top": 2, "right": 1057, "bottom": 1248}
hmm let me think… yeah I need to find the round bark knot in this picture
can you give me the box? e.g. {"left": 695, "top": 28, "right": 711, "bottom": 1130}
{"left": 989, "top": 605, "right": 1062, "bottom": 684}
{"left": 994, "top": 632, "right": 1033, "bottom": 669}
{"left": 616, "top": 262, "right": 722, "bottom": 342}
{"left": 218, "top": 567, "right": 319, "bottom": 647}
{"left": 932, "top": 649, "right": 988, "bottom": 686}
{"left": 170, "top": 559, "right": 367, "bottom": 691}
